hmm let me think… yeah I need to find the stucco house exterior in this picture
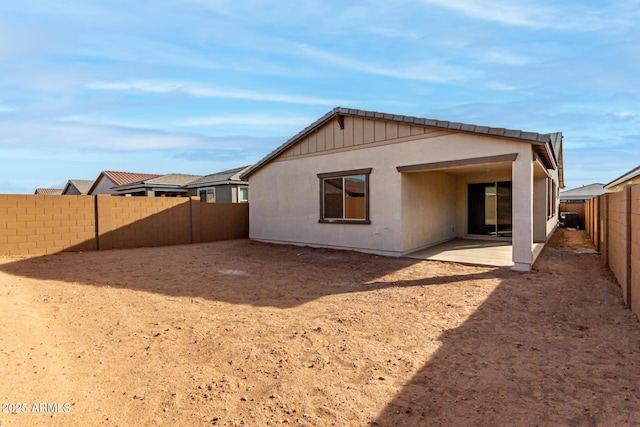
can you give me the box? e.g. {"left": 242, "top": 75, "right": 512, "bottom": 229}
{"left": 241, "top": 107, "right": 564, "bottom": 271}
{"left": 605, "top": 165, "right": 640, "bottom": 193}
{"left": 184, "top": 166, "right": 250, "bottom": 203}
{"left": 62, "top": 179, "right": 95, "bottom": 195}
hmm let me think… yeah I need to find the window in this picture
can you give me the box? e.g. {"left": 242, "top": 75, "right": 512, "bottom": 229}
{"left": 318, "top": 168, "right": 371, "bottom": 224}
{"left": 547, "top": 179, "right": 557, "bottom": 218}
{"left": 238, "top": 187, "right": 248, "bottom": 203}
{"left": 199, "top": 188, "right": 215, "bottom": 203}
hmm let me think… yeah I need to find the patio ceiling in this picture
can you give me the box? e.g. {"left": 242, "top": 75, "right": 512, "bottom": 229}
{"left": 396, "top": 153, "right": 516, "bottom": 175}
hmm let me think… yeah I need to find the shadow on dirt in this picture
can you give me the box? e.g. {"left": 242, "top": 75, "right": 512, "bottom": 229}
{"left": 372, "top": 229, "right": 640, "bottom": 426}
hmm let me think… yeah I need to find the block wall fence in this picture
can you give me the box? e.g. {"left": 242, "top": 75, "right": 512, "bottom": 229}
{"left": 585, "top": 184, "right": 640, "bottom": 319}
{"left": 0, "top": 194, "right": 249, "bottom": 256}
{"left": 558, "top": 202, "right": 585, "bottom": 229}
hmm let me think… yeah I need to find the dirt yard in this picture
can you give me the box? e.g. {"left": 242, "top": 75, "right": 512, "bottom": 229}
{"left": 0, "top": 229, "right": 638, "bottom": 426}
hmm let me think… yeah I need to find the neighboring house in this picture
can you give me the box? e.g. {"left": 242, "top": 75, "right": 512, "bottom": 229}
{"left": 34, "top": 188, "right": 63, "bottom": 195}
{"left": 184, "top": 165, "right": 251, "bottom": 203}
{"left": 241, "top": 107, "right": 564, "bottom": 271}
{"left": 605, "top": 165, "right": 640, "bottom": 192}
{"left": 112, "top": 174, "right": 204, "bottom": 197}
{"left": 62, "top": 179, "right": 95, "bottom": 195}
{"left": 87, "top": 171, "right": 161, "bottom": 195}
{"left": 559, "top": 183, "right": 606, "bottom": 203}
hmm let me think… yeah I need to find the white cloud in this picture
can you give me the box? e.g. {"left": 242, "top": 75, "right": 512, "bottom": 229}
{"left": 485, "top": 51, "right": 532, "bottom": 66}
{"left": 290, "top": 43, "right": 476, "bottom": 83}
{"left": 0, "top": 120, "right": 218, "bottom": 151}
{"left": 419, "top": 0, "right": 611, "bottom": 30}
{"left": 613, "top": 111, "right": 640, "bottom": 119}
{"left": 87, "top": 80, "right": 353, "bottom": 106}
{"left": 177, "top": 114, "right": 315, "bottom": 128}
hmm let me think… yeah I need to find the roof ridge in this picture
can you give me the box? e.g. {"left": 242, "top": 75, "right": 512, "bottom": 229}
{"left": 241, "top": 107, "right": 562, "bottom": 180}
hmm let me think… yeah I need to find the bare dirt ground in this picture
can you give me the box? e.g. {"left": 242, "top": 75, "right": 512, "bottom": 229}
{"left": 0, "top": 229, "right": 639, "bottom": 426}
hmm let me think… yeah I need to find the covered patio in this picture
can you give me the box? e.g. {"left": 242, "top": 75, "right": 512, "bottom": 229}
{"left": 405, "top": 238, "right": 546, "bottom": 268}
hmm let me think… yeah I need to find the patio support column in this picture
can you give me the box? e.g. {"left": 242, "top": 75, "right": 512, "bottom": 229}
{"left": 512, "top": 151, "right": 534, "bottom": 271}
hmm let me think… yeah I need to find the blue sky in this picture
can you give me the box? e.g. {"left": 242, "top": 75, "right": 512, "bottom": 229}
{"left": 1, "top": 0, "right": 638, "bottom": 193}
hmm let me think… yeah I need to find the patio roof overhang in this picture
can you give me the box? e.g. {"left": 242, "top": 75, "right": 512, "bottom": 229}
{"left": 396, "top": 153, "right": 518, "bottom": 174}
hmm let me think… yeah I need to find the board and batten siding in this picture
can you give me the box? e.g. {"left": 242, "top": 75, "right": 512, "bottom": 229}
{"left": 277, "top": 116, "right": 453, "bottom": 161}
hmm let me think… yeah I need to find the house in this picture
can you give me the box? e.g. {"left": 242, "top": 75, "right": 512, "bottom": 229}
{"left": 87, "top": 171, "right": 161, "bottom": 195}
{"left": 559, "top": 183, "right": 605, "bottom": 230}
{"left": 62, "top": 179, "right": 95, "bottom": 195}
{"left": 241, "top": 107, "right": 564, "bottom": 271}
{"left": 184, "top": 165, "right": 250, "bottom": 203}
{"left": 111, "top": 174, "right": 204, "bottom": 197}
{"left": 34, "top": 188, "right": 63, "bottom": 195}
{"left": 559, "top": 183, "right": 606, "bottom": 203}
{"left": 605, "top": 165, "right": 640, "bottom": 193}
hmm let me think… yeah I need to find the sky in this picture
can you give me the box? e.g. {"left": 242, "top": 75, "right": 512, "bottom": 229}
{"left": 1, "top": 0, "right": 639, "bottom": 193}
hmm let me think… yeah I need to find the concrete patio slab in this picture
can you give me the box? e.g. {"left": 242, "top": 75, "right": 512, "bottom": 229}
{"left": 405, "top": 238, "right": 513, "bottom": 267}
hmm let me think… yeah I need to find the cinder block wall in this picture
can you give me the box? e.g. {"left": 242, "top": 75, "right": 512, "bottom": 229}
{"left": 107, "top": 197, "right": 192, "bottom": 249}
{"left": 631, "top": 186, "right": 640, "bottom": 316}
{"left": 559, "top": 203, "right": 585, "bottom": 229}
{"left": 586, "top": 185, "right": 639, "bottom": 320}
{"left": 0, "top": 195, "right": 249, "bottom": 256}
{"left": 608, "top": 191, "right": 628, "bottom": 300}
{"left": 0, "top": 195, "right": 97, "bottom": 256}
{"left": 200, "top": 203, "right": 249, "bottom": 242}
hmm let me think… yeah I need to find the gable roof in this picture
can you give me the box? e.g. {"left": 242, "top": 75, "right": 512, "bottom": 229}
{"left": 88, "top": 170, "right": 161, "bottom": 194}
{"left": 34, "top": 188, "right": 63, "bottom": 195}
{"left": 560, "top": 183, "right": 606, "bottom": 200}
{"left": 241, "top": 107, "right": 564, "bottom": 186}
{"left": 185, "top": 165, "right": 251, "bottom": 188}
{"left": 62, "top": 179, "right": 95, "bottom": 195}
{"left": 605, "top": 164, "right": 640, "bottom": 189}
{"left": 112, "top": 173, "right": 203, "bottom": 193}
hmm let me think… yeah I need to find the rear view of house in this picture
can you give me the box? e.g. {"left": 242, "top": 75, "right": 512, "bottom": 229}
{"left": 242, "top": 107, "right": 564, "bottom": 271}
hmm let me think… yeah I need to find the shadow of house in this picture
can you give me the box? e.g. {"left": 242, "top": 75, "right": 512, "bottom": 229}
{"left": 372, "top": 231, "right": 640, "bottom": 426}
{"left": 0, "top": 231, "right": 501, "bottom": 309}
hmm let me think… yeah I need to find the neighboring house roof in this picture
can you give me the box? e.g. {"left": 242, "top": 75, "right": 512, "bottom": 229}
{"left": 241, "top": 107, "right": 564, "bottom": 187}
{"left": 34, "top": 188, "right": 63, "bottom": 195}
{"left": 185, "top": 165, "right": 251, "bottom": 188}
{"left": 88, "top": 170, "right": 161, "bottom": 194}
{"left": 62, "top": 179, "right": 95, "bottom": 195}
{"left": 605, "top": 165, "right": 640, "bottom": 190}
{"left": 113, "top": 173, "right": 204, "bottom": 193}
{"left": 560, "top": 183, "right": 606, "bottom": 200}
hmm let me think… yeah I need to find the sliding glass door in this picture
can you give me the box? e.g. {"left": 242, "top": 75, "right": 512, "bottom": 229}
{"left": 468, "top": 181, "right": 512, "bottom": 237}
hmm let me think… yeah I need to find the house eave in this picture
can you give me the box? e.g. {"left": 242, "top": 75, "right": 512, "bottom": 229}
{"left": 241, "top": 107, "right": 563, "bottom": 180}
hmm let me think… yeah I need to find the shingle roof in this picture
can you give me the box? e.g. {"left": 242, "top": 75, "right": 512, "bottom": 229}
{"left": 102, "top": 171, "right": 162, "bottom": 186}
{"left": 560, "top": 183, "right": 606, "bottom": 200}
{"left": 241, "top": 107, "right": 563, "bottom": 183}
{"left": 63, "top": 179, "right": 95, "bottom": 195}
{"left": 138, "top": 174, "right": 203, "bottom": 186}
{"left": 88, "top": 170, "right": 162, "bottom": 194}
{"left": 34, "top": 188, "right": 63, "bottom": 195}
{"left": 185, "top": 165, "right": 251, "bottom": 188}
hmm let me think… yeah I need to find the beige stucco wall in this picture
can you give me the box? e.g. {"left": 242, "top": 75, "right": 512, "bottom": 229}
{"left": 90, "top": 177, "right": 118, "bottom": 195}
{"left": 249, "top": 130, "right": 537, "bottom": 263}
{"left": 401, "top": 171, "right": 457, "bottom": 253}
